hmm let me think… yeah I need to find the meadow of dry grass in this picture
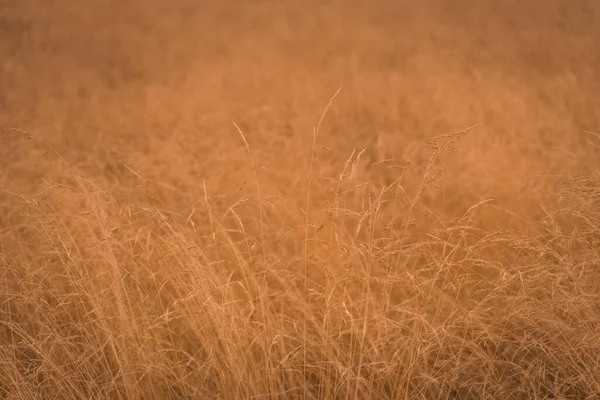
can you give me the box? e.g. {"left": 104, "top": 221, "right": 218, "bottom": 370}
{"left": 1, "top": 0, "right": 600, "bottom": 398}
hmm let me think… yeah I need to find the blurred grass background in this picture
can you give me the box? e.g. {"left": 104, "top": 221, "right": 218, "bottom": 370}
{"left": 1, "top": 0, "right": 599, "bottom": 398}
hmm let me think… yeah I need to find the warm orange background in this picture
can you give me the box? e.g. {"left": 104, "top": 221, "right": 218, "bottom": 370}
{"left": 1, "top": 1, "right": 599, "bottom": 398}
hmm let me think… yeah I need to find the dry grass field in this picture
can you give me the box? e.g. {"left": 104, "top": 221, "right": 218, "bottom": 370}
{"left": 1, "top": 0, "right": 600, "bottom": 398}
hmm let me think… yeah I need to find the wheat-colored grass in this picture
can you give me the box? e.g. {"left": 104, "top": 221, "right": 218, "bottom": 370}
{"left": 1, "top": 0, "right": 600, "bottom": 398}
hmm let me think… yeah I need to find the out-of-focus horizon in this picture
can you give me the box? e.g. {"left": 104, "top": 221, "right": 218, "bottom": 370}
{"left": 2, "top": 1, "right": 599, "bottom": 219}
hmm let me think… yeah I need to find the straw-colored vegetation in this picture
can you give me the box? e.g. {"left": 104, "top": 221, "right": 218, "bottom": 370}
{"left": 1, "top": 0, "right": 599, "bottom": 398}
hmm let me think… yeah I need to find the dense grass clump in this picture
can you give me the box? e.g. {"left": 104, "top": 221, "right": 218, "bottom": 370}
{"left": 2, "top": 1, "right": 600, "bottom": 398}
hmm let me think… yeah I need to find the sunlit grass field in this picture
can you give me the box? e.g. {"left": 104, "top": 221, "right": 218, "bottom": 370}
{"left": 1, "top": 0, "right": 599, "bottom": 398}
